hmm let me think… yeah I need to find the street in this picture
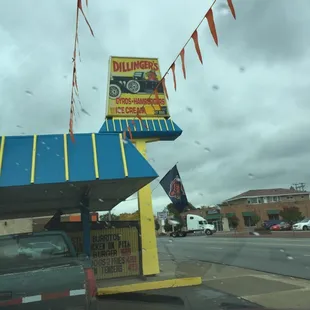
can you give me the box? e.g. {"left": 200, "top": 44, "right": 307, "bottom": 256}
{"left": 97, "top": 284, "right": 261, "bottom": 310}
{"left": 157, "top": 236, "right": 310, "bottom": 279}
{"left": 95, "top": 236, "right": 310, "bottom": 309}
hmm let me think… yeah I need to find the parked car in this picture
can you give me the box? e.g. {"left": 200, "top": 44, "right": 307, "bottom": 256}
{"left": 293, "top": 218, "right": 310, "bottom": 231}
{"left": 262, "top": 220, "right": 282, "bottom": 230}
{"left": 270, "top": 222, "right": 291, "bottom": 231}
{"left": 270, "top": 224, "right": 281, "bottom": 231}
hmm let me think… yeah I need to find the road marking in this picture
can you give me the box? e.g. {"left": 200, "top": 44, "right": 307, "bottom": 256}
{"left": 190, "top": 240, "right": 310, "bottom": 247}
{"left": 304, "top": 254, "right": 310, "bottom": 257}
{"left": 209, "top": 247, "right": 223, "bottom": 250}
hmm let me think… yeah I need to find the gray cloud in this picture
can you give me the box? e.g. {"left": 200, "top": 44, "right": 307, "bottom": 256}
{"left": 1, "top": 0, "right": 310, "bottom": 214}
{"left": 216, "top": 0, "right": 310, "bottom": 63}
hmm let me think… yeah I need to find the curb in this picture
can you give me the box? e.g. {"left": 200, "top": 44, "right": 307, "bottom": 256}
{"left": 97, "top": 277, "right": 202, "bottom": 295}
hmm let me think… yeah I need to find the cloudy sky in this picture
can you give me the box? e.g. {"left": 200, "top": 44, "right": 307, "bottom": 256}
{"left": 1, "top": 0, "right": 310, "bottom": 215}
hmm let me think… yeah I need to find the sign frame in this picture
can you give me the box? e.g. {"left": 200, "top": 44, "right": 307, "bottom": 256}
{"left": 105, "top": 56, "right": 170, "bottom": 119}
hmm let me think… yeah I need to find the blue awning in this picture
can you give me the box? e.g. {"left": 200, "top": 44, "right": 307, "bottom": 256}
{"left": 100, "top": 117, "right": 182, "bottom": 141}
{"left": 0, "top": 133, "right": 158, "bottom": 219}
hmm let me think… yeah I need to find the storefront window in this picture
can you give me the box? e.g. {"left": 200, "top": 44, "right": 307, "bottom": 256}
{"left": 268, "top": 214, "right": 279, "bottom": 220}
{"left": 243, "top": 216, "right": 252, "bottom": 227}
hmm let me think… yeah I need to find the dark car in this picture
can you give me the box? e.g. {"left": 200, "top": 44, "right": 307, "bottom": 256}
{"left": 270, "top": 222, "right": 292, "bottom": 231}
{"left": 279, "top": 222, "right": 292, "bottom": 231}
{"left": 262, "top": 220, "right": 282, "bottom": 230}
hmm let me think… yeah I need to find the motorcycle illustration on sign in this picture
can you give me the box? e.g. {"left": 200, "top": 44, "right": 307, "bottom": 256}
{"left": 109, "top": 71, "right": 164, "bottom": 99}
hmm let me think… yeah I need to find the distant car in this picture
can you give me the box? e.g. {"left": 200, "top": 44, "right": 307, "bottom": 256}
{"left": 263, "top": 220, "right": 282, "bottom": 230}
{"left": 270, "top": 224, "right": 281, "bottom": 231}
{"left": 270, "top": 222, "right": 291, "bottom": 231}
{"left": 293, "top": 218, "right": 310, "bottom": 231}
{"left": 279, "top": 222, "right": 292, "bottom": 231}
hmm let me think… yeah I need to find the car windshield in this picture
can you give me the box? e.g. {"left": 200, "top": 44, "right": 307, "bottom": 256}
{"left": 0, "top": 234, "right": 70, "bottom": 263}
{"left": 2, "top": 1, "right": 310, "bottom": 309}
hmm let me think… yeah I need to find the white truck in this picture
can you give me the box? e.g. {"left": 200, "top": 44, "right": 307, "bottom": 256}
{"left": 169, "top": 214, "right": 216, "bottom": 237}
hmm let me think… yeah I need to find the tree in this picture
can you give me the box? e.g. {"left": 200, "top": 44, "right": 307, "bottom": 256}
{"left": 230, "top": 215, "right": 239, "bottom": 229}
{"left": 119, "top": 210, "right": 140, "bottom": 221}
{"left": 99, "top": 213, "right": 120, "bottom": 221}
{"left": 251, "top": 213, "right": 261, "bottom": 226}
{"left": 164, "top": 219, "right": 172, "bottom": 231}
{"left": 154, "top": 219, "right": 160, "bottom": 231}
{"left": 187, "top": 202, "right": 196, "bottom": 210}
{"left": 280, "top": 206, "right": 303, "bottom": 223}
{"left": 164, "top": 202, "right": 195, "bottom": 216}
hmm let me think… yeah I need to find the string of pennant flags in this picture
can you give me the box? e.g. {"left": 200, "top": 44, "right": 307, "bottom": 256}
{"left": 69, "top": 0, "right": 94, "bottom": 142}
{"left": 68, "top": 0, "right": 236, "bottom": 142}
{"left": 120, "top": 0, "right": 236, "bottom": 141}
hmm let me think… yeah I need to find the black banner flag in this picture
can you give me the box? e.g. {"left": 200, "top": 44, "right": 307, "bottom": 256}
{"left": 159, "top": 165, "right": 188, "bottom": 213}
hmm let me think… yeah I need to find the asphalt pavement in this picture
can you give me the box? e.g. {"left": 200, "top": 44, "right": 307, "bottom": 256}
{"left": 98, "top": 284, "right": 262, "bottom": 310}
{"left": 157, "top": 236, "right": 310, "bottom": 279}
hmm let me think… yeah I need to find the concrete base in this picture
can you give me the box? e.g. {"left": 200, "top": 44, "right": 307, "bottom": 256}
{"left": 97, "top": 277, "right": 202, "bottom": 295}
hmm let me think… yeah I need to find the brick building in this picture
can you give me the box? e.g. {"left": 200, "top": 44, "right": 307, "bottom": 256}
{"left": 220, "top": 188, "right": 310, "bottom": 229}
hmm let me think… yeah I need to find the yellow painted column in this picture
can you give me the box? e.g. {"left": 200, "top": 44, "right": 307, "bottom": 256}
{"left": 135, "top": 139, "right": 160, "bottom": 276}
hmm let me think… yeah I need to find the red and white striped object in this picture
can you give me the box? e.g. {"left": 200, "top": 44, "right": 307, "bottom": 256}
{"left": 0, "top": 288, "right": 86, "bottom": 306}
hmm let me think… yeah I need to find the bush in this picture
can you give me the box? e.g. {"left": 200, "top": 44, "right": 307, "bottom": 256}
{"left": 230, "top": 215, "right": 239, "bottom": 229}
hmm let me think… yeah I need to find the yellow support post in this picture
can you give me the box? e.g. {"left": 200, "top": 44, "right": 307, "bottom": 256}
{"left": 63, "top": 134, "right": 69, "bottom": 181}
{"left": 91, "top": 133, "right": 99, "bottom": 179}
{"left": 135, "top": 139, "right": 160, "bottom": 276}
{"left": 0, "top": 136, "right": 5, "bottom": 176}
{"left": 30, "top": 135, "right": 37, "bottom": 184}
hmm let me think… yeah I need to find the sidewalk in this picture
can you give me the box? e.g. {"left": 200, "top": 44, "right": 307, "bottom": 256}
{"left": 97, "top": 251, "right": 310, "bottom": 308}
{"left": 96, "top": 252, "right": 201, "bottom": 295}
{"left": 159, "top": 252, "right": 310, "bottom": 309}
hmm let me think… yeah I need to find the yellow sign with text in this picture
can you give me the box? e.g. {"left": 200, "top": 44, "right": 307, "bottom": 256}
{"left": 67, "top": 227, "right": 140, "bottom": 280}
{"left": 106, "top": 56, "right": 170, "bottom": 118}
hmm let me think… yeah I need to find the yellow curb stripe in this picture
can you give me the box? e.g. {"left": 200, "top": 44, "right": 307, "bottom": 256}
{"left": 97, "top": 277, "right": 202, "bottom": 296}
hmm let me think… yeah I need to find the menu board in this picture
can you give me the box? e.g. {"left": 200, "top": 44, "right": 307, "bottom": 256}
{"left": 68, "top": 227, "right": 140, "bottom": 279}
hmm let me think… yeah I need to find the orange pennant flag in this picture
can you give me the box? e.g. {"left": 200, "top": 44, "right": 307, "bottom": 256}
{"left": 205, "top": 8, "right": 218, "bottom": 46}
{"left": 69, "top": 118, "right": 75, "bottom": 143}
{"left": 161, "top": 78, "right": 169, "bottom": 100}
{"left": 137, "top": 113, "right": 148, "bottom": 130}
{"left": 154, "top": 88, "right": 160, "bottom": 106}
{"left": 127, "top": 126, "right": 133, "bottom": 140}
{"left": 171, "top": 63, "right": 177, "bottom": 91}
{"left": 227, "top": 0, "right": 236, "bottom": 19}
{"left": 136, "top": 113, "right": 141, "bottom": 120}
{"left": 122, "top": 130, "right": 127, "bottom": 140}
{"left": 77, "top": 0, "right": 95, "bottom": 36}
{"left": 192, "top": 30, "right": 203, "bottom": 64}
{"left": 180, "top": 49, "right": 186, "bottom": 79}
